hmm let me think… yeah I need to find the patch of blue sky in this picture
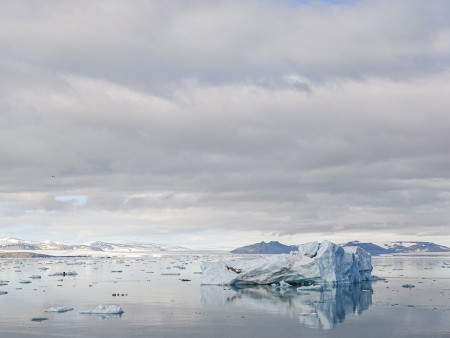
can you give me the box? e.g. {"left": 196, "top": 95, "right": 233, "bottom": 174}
{"left": 54, "top": 195, "right": 87, "bottom": 207}
{"left": 293, "top": 0, "right": 358, "bottom": 5}
{"left": 3, "top": 223, "right": 36, "bottom": 236}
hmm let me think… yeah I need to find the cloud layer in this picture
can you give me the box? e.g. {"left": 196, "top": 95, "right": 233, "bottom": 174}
{"left": 1, "top": 0, "right": 450, "bottom": 248}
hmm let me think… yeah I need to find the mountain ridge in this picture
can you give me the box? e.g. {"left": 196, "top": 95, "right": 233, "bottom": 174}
{"left": 0, "top": 237, "right": 188, "bottom": 252}
{"left": 345, "top": 240, "right": 450, "bottom": 255}
{"left": 230, "top": 241, "right": 298, "bottom": 254}
{"left": 231, "top": 240, "right": 450, "bottom": 255}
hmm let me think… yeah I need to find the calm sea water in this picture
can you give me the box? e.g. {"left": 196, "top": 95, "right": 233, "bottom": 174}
{"left": 1, "top": 253, "right": 450, "bottom": 337}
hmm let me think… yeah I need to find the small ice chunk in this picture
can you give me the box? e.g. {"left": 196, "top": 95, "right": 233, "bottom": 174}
{"left": 80, "top": 304, "right": 124, "bottom": 314}
{"left": 49, "top": 271, "right": 78, "bottom": 276}
{"left": 297, "top": 285, "right": 323, "bottom": 292}
{"left": 46, "top": 307, "right": 74, "bottom": 313}
{"left": 31, "top": 317, "right": 48, "bottom": 322}
{"left": 29, "top": 275, "right": 41, "bottom": 279}
{"left": 402, "top": 284, "right": 415, "bottom": 288}
{"left": 279, "top": 280, "right": 291, "bottom": 288}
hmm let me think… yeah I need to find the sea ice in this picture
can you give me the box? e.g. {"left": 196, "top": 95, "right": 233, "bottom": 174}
{"left": 49, "top": 271, "right": 78, "bottom": 276}
{"left": 402, "top": 284, "right": 416, "bottom": 288}
{"left": 29, "top": 275, "right": 41, "bottom": 279}
{"left": 201, "top": 240, "right": 373, "bottom": 285}
{"left": 45, "top": 307, "right": 74, "bottom": 313}
{"left": 31, "top": 317, "right": 48, "bottom": 322}
{"left": 80, "top": 304, "right": 124, "bottom": 314}
{"left": 297, "top": 285, "right": 323, "bottom": 292}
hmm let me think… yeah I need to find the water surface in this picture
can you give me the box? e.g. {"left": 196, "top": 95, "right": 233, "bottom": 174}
{"left": 0, "top": 253, "right": 449, "bottom": 337}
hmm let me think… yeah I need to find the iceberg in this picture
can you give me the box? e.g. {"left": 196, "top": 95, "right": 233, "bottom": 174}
{"left": 201, "top": 240, "right": 372, "bottom": 285}
{"left": 80, "top": 305, "right": 124, "bottom": 315}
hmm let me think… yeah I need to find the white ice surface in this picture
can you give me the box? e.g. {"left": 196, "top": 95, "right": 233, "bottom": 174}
{"left": 49, "top": 271, "right": 78, "bottom": 276}
{"left": 298, "top": 241, "right": 319, "bottom": 258}
{"left": 201, "top": 240, "right": 373, "bottom": 285}
{"left": 46, "top": 307, "right": 74, "bottom": 313}
{"left": 297, "top": 285, "right": 323, "bottom": 292}
{"left": 80, "top": 305, "right": 124, "bottom": 314}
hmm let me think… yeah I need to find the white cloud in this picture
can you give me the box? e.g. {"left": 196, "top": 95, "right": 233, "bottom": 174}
{"left": 1, "top": 0, "right": 450, "bottom": 248}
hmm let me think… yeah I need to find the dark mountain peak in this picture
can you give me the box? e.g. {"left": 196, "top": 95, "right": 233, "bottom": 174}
{"left": 231, "top": 241, "right": 298, "bottom": 254}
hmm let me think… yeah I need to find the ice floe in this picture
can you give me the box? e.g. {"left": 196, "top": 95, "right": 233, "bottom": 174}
{"left": 271, "top": 280, "right": 292, "bottom": 290}
{"left": 49, "top": 271, "right": 78, "bottom": 276}
{"left": 80, "top": 304, "right": 124, "bottom": 314}
{"left": 201, "top": 240, "right": 373, "bottom": 285}
{"left": 401, "top": 284, "right": 415, "bottom": 288}
{"left": 31, "top": 317, "right": 48, "bottom": 322}
{"left": 297, "top": 285, "right": 323, "bottom": 292}
{"left": 45, "top": 307, "right": 74, "bottom": 313}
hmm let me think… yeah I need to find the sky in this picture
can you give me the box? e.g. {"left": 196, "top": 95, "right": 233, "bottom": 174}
{"left": 1, "top": 0, "right": 450, "bottom": 250}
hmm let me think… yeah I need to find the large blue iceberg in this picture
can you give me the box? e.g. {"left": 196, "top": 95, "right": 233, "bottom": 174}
{"left": 201, "top": 240, "right": 372, "bottom": 285}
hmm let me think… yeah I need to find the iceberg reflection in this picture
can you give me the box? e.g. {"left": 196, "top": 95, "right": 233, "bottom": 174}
{"left": 201, "top": 282, "right": 373, "bottom": 330}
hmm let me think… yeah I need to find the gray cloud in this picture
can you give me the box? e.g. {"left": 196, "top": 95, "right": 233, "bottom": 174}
{"left": 1, "top": 0, "right": 450, "bottom": 248}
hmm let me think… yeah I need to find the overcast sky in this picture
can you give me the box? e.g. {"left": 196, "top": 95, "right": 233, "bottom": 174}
{"left": 1, "top": 0, "right": 450, "bottom": 249}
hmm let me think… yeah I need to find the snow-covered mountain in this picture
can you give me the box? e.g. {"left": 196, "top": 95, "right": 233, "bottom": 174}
{"left": 380, "top": 241, "right": 450, "bottom": 253}
{"left": 231, "top": 240, "right": 450, "bottom": 256}
{"left": 0, "top": 238, "right": 187, "bottom": 252}
{"left": 344, "top": 240, "right": 450, "bottom": 255}
{"left": 83, "top": 241, "right": 163, "bottom": 252}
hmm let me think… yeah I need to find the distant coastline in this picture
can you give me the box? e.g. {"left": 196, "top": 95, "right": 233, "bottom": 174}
{"left": 0, "top": 252, "right": 89, "bottom": 258}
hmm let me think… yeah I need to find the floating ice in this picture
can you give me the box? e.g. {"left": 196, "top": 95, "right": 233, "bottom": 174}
{"left": 402, "top": 284, "right": 415, "bottom": 288}
{"left": 279, "top": 280, "right": 292, "bottom": 288}
{"left": 80, "top": 304, "right": 124, "bottom": 314}
{"left": 29, "top": 275, "right": 41, "bottom": 279}
{"left": 46, "top": 307, "right": 74, "bottom": 313}
{"left": 201, "top": 240, "right": 373, "bottom": 285}
{"left": 297, "top": 285, "right": 323, "bottom": 292}
{"left": 31, "top": 317, "right": 48, "bottom": 322}
{"left": 271, "top": 280, "right": 292, "bottom": 290}
{"left": 49, "top": 271, "right": 78, "bottom": 276}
